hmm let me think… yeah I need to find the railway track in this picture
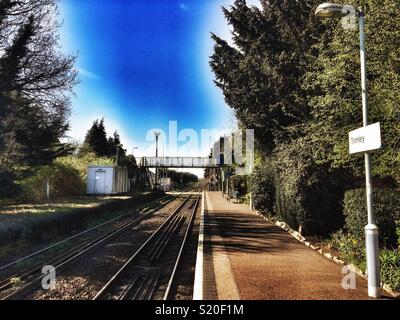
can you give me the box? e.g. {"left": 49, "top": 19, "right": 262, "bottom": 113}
{"left": 0, "top": 188, "right": 196, "bottom": 300}
{"left": 93, "top": 187, "right": 201, "bottom": 300}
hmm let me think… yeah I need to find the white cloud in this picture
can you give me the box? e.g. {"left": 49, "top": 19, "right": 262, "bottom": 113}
{"left": 77, "top": 68, "right": 100, "bottom": 80}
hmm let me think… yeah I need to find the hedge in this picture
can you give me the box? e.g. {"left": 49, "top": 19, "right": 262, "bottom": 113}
{"left": 19, "top": 153, "right": 114, "bottom": 203}
{"left": 273, "top": 139, "right": 348, "bottom": 236}
{"left": 249, "top": 164, "right": 275, "bottom": 214}
{"left": 380, "top": 249, "right": 400, "bottom": 291}
{"left": 343, "top": 188, "right": 400, "bottom": 247}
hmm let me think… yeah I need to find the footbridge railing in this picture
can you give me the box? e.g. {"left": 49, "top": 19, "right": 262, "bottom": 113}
{"left": 137, "top": 157, "right": 219, "bottom": 168}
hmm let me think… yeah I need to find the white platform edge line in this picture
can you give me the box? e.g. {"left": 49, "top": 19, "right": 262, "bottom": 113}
{"left": 166, "top": 192, "right": 201, "bottom": 195}
{"left": 193, "top": 190, "right": 205, "bottom": 300}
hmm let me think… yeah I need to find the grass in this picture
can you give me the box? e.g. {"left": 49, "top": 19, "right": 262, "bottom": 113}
{"left": 0, "top": 196, "right": 131, "bottom": 221}
{"left": 0, "top": 193, "right": 146, "bottom": 241}
{"left": 0, "top": 191, "right": 162, "bottom": 264}
{"left": 0, "top": 195, "right": 136, "bottom": 249}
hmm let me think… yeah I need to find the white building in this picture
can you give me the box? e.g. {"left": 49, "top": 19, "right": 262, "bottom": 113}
{"left": 87, "top": 166, "right": 129, "bottom": 195}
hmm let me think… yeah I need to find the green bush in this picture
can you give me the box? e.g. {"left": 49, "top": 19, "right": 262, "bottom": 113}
{"left": 343, "top": 188, "right": 400, "bottom": 247}
{"left": 330, "top": 190, "right": 400, "bottom": 292}
{"left": 397, "top": 223, "right": 400, "bottom": 248}
{"left": 56, "top": 152, "right": 114, "bottom": 181}
{"left": 330, "top": 230, "right": 366, "bottom": 271}
{"left": 20, "top": 163, "right": 84, "bottom": 202}
{"left": 273, "top": 138, "right": 348, "bottom": 236}
{"left": 380, "top": 249, "right": 400, "bottom": 291}
{"left": 249, "top": 163, "right": 275, "bottom": 214}
{"left": 331, "top": 231, "right": 400, "bottom": 290}
{"left": 19, "top": 152, "right": 114, "bottom": 202}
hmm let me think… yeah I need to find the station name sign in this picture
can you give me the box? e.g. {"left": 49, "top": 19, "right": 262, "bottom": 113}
{"left": 349, "top": 122, "right": 381, "bottom": 154}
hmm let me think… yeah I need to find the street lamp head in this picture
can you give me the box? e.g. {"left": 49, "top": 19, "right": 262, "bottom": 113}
{"left": 315, "top": 3, "right": 354, "bottom": 18}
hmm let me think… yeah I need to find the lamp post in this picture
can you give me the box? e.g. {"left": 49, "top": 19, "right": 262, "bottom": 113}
{"left": 154, "top": 132, "right": 160, "bottom": 189}
{"left": 315, "top": 3, "right": 381, "bottom": 298}
{"left": 116, "top": 143, "right": 122, "bottom": 166}
{"left": 131, "top": 147, "right": 139, "bottom": 190}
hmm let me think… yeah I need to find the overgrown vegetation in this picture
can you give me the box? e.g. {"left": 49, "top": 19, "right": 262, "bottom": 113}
{"left": 343, "top": 189, "right": 400, "bottom": 247}
{"left": 248, "top": 163, "right": 275, "bottom": 214}
{"left": 18, "top": 153, "right": 114, "bottom": 203}
{"left": 329, "top": 190, "right": 400, "bottom": 290}
{"left": 380, "top": 249, "right": 400, "bottom": 291}
{"left": 1, "top": 114, "right": 136, "bottom": 204}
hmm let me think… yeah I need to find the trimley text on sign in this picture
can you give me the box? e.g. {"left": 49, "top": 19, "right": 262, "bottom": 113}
{"left": 349, "top": 122, "right": 381, "bottom": 154}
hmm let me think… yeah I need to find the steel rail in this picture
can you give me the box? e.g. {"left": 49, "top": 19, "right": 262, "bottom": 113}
{"left": 1, "top": 191, "right": 191, "bottom": 300}
{"left": 92, "top": 186, "right": 201, "bottom": 300}
{"left": 0, "top": 195, "right": 174, "bottom": 293}
{"left": 0, "top": 183, "right": 196, "bottom": 275}
{"left": 0, "top": 194, "right": 172, "bottom": 273}
{"left": 3, "top": 213, "right": 150, "bottom": 300}
{"left": 163, "top": 192, "right": 200, "bottom": 300}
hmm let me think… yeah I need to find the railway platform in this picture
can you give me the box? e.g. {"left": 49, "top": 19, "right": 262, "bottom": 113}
{"left": 194, "top": 191, "right": 378, "bottom": 300}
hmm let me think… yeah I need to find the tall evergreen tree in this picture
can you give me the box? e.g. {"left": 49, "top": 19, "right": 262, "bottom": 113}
{"left": 84, "top": 119, "right": 109, "bottom": 157}
{"left": 83, "top": 119, "right": 128, "bottom": 163}
{"left": 0, "top": 0, "right": 77, "bottom": 190}
{"left": 212, "top": 0, "right": 400, "bottom": 234}
{"left": 0, "top": 14, "right": 35, "bottom": 169}
{"left": 210, "top": 0, "right": 323, "bottom": 153}
{"left": 210, "top": 0, "right": 351, "bottom": 235}
{"left": 108, "top": 131, "right": 126, "bottom": 164}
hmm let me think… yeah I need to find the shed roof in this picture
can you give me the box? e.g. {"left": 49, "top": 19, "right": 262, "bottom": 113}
{"left": 88, "top": 165, "right": 127, "bottom": 169}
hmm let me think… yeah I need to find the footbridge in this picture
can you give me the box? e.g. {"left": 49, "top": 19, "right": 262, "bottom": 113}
{"left": 137, "top": 157, "right": 220, "bottom": 168}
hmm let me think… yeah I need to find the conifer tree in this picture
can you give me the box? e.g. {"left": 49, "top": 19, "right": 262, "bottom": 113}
{"left": 107, "top": 131, "right": 127, "bottom": 164}
{"left": 84, "top": 119, "right": 109, "bottom": 157}
{"left": 210, "top": 0, "right": 323, "bottom": 153}
{"left": 0, "top": 0, "right": 77, "bottom": 196}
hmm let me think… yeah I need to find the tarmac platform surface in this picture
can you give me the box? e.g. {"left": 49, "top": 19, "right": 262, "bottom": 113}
{"left": 198, "top": 191, "right": 379, "bottom": 300}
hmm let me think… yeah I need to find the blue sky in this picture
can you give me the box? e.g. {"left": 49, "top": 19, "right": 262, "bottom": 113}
{"left": 60, "top": 0, "right": 259, "bottom": 165}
